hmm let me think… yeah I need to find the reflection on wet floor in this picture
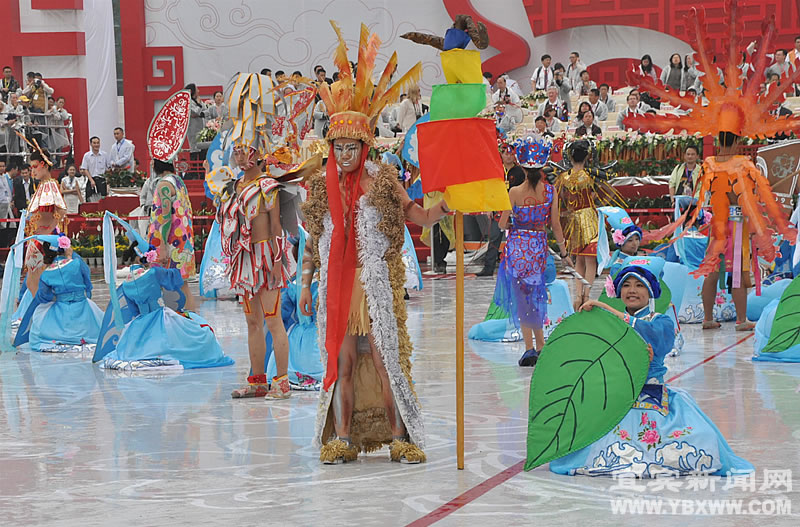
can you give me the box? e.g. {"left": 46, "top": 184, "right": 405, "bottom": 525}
{"left": 0, "top": 277, "right": 798, "bottom": 526}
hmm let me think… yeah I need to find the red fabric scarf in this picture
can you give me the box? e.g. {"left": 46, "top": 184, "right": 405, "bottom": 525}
{"left": 322, "top": 144, "right": 368, "bottom": 391}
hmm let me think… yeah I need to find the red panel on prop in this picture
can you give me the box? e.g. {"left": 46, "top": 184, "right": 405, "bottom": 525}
{"left": 31, "top": 0, "right": 83, "bottom": 9}
{"left": 418, "top": 118, "right": 504, "bottom": 193}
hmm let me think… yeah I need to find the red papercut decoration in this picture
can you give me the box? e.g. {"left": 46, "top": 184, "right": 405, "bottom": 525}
{"left": 147, "top": 90, "right": 191, "bottom": 162}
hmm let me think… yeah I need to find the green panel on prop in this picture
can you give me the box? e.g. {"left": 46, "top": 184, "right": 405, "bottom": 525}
{"left": 429, "top": 83, "right": 487, "bottom": 121}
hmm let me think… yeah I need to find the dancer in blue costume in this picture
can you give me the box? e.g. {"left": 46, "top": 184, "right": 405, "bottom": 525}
{"left": 94, "top": 212, "right": 233, "bottom": 370}
{"left": 265, "top": 228, "right": 324, "bottom": 389}
{"left": 549, "top": 256, "right": 753, "bottom": 477}
{"left": 14, "top": 233, "right": 103, "bottom": 352}
{"left": 493, "top": 136, "right": 572, "bottom": 366}
{"left": 753, "top": 275, "right": 800, "bottom": 362}
{"left": 596, "top": 206, "right": 642, "bottom": 276}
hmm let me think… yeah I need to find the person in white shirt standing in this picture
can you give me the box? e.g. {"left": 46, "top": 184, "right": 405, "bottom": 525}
{"left": 530, "top": 54, "right": 554, "bottom": 92}
{"left": 566, "top": 51, "right": 587, "bottom": 88}
{"left": 79, "top": 136, "right": 108, "bottom": 202}
{"left": 109, "top": 127, "right": 135, "bottom": 172}
{"left": 0, "top": 158, "right": 14, "bottom": 247}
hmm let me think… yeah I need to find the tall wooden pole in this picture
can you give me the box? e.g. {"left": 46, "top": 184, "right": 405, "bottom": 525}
{"left": 455, "top": 211, "right": 465, "bottom": 470}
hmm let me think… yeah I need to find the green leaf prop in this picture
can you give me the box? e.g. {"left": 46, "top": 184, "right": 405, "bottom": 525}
{"left": 598, "top": 279, "right": 672, "bottom": 315}
{"left": 763, "top": 276, "right": 800, "bottom": 353}
{"left": 525, "top": 308, "right": 649, "bottom": 470}
{"left": 483, "top": 299, "right": 510, "bottom": 321}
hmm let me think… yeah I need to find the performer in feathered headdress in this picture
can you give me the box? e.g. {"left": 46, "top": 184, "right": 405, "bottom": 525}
{"left": 145, "top": 90, "right": 197, "bottom": 312}
{"left": 301, "top": 21, "right": 450, "bottom": 464}
{"left": 205, "top": 70, "right": 317, "bottom": 400}
{"left": 625, "top": 0, "right": 798, "bottom": 331}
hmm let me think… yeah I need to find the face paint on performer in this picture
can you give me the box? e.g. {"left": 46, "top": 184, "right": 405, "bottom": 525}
{"left": 332, "top": 138, "right": 363, "bottom": 174}
{"left": 233, "top": 145, "right": 260, "bottom": 170}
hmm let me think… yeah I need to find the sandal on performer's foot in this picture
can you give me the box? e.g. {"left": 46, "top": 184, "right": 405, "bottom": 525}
{"left": 320, "top": 437, "right": 359, "bottom": 464}
{"left": 702, "top": 320, "right": 721, "bottom": 330}
{"left": 389, "top": 437, "right": 426, "bottom": 464}
{"left": 735, "top": 321, "right": 755, "bottom": 332}
{"left": 518, "top": 348, "right": 540, "bottom": 367}
{"left": 231, "top": 374, "right": 269, "bottom": 398}
{"left": 265, "top": 374, "right": 291, "bottom": 400}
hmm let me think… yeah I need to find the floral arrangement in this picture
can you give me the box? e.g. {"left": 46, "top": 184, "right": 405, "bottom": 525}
{"left": 197, "top": 119, "right": 221, "bottom": 142}
{"left": 105, "top": 168, "right": 145, "bottom": 188}
{"left": 520, "top": 91, "right": 548, "bottom": 109}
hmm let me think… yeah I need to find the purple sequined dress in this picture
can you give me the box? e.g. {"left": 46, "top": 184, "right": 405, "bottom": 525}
{"left": 494, "top": 183, "right": 553, "bottom": 329}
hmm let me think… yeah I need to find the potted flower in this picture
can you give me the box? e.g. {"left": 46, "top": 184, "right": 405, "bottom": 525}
{"left": 196, "top": 119, "right": 221, "bottom": 149}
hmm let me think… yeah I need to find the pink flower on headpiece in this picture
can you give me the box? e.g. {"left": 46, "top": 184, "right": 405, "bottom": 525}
{"left": 703, "top": 210, "right": 712, "bottom": 224}
{"left": 144, "top": 249, "right": 158, "bottom": 264}
{"left": 605, "top": 275, "right": 616, "bottom": 298}
{"left": 612, "top": 229, "right": 626, "bottom": 246}
{"left": 57, "top": 236, "right": 71, "bottom": 250}
{"left": 620, "top": 217, "right": 632, "bottom": 225}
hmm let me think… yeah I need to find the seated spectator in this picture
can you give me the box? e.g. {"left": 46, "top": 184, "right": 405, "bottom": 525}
{"left": 577, "top": 70, "right": 596, "bottom": 96}
{"left": 533, "top": 116, "right": 554, "bottom": 138}
{"left": 630, "top": 89, "right": 652, "bottom": 112}
{"left": 530, "top": 54, "right": 554, "bottom": 92}
{"left": 616, "top": 94, "right": 644, "bottom": 129}
{"left": 598, "top": 83, "right": 616, "bottom": 113}
{"left": 573, "top": 101, "right": 592, "bottom": 126}
{"left": 587, "top": 89, "right": 608, "bottom": 121}
{"left": 575, "top": 110, "right": 602, "bottom": 137}
{"left": 660, "top": 53, "right": 685, "bottom": 91}
{"left": 638, "top": 54, "right": 658, "bottom": 82}
{"left": 537, "top": 86, "right": 568, "bottom": 121}
{"left": 492, "top": 75, "right": 521, "bottom": 105}
{"left": 543, "top": 106, "right": 563, "bottom": 133}
{"left": 46, "top": 96, "right": 71, "bottom": 152}
{"left": 494, "top": 77, "right": 523, "bottom": 133}
{"left": 552, "top": 65, "right": 573, "bottom": 112}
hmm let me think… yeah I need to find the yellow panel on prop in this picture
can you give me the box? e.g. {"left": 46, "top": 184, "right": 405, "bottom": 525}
{"left": 440, "top": 49, "right": 483, "bottom": 84}
{"left": 443, "top": 179, "right": 511, "bottom": 213}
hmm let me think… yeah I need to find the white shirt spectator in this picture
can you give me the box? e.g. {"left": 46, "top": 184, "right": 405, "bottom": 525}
{"left": 599, "top": 93, "right": 616, "bottom": 113}
{"left": 617, "top": 107, "right": 644, "bottom": 129}
{"left": 537, "top": 98, "right": 568, "bottom": 120}
{"left": 80, "top": 149, "right": 110, "bottom": 178}
{"left": 45, "top": 105, "right": 71, "bottom": 151}
{"left": 492, "top": 88, "right": 521, "bottom": 106}
{"left": 109, "top": 138, "right": 135, "bottom": 171}
{"left": 396, "top": 98, "right": 425, "bottom": 133}
{"left": 504, "top": 77, "right": 524, "bottom": 97}
{"left": 588, "top": 100, "right": 608, "bottom": 121}
{"left": 530, "top": 66, "right": 554, "bottom": 91}
{"left": 566, "top": 60, "right": 587, "bottom": 87}
{"left": 544, "top": 117, "right": 562, "bottom": 133}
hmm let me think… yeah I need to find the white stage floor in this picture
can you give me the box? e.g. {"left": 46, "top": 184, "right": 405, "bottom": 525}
{"left": 1, "top": 275, "right": 798, "bottom": 526}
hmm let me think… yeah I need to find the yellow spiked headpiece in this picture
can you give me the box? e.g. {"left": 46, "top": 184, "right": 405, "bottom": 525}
{"left": 318, "top": 20, "right": 422, "bottom": 145}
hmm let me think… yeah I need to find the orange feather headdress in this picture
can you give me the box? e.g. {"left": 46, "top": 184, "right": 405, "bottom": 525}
{"left": 318, "top": 20, "right": 422, "bottom": 145}
{"left": 624, "top": 0, "right": 800, "bottom": 139}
